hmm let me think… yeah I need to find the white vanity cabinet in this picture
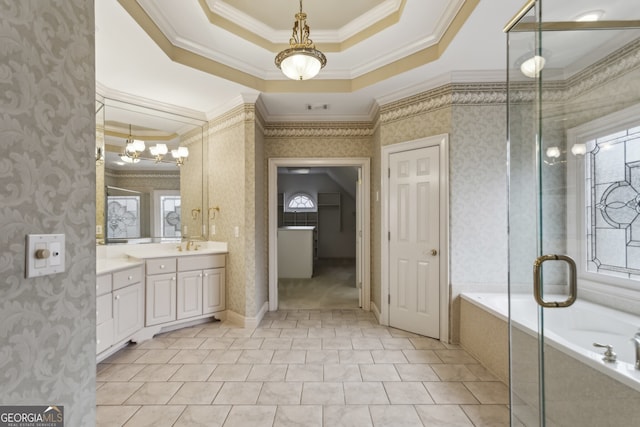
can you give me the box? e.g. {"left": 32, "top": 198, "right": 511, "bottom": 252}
{"left": 145, "top": 257, "right": 177, "bottom": 326}
{"left": 96, "top": 264, "right": 144, "bottom": 355}
{"left": 176, "top": 254, "right": 226, "bottom": 320}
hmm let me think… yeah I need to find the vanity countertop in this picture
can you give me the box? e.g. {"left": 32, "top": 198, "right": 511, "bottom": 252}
{"left": 97, "top": 241, "right": 228, "bottom": 274}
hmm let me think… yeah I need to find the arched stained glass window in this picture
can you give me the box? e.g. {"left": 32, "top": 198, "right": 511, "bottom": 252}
{"left": 287, "top": 193, "right": 316, "bottom": 210}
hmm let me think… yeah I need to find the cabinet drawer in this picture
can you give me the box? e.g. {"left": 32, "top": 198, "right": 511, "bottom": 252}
{"left": 178, "top": 254, "right": 225, "bottom": 271}
{"left": 146, "top": 257, "right": 177, "bottom": 275}
{"left": 113, "top": 266, "right": 143, "bottom": 290}
{"left": 96, "top": 274, "right": 112, "bottom": 296}
{"left": 96, "top": 293, "right": 112, "bottom": 325}
{"left": 97, "top": 319, "right": 114, "bottom": 354}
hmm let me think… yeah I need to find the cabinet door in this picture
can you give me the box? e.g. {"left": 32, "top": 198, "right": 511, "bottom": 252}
{"left": 177, "top": 270, "right": 203, "bottom": 320}
{"left": 146, "top": 273, "right": 177, "bottom": 326}
{"left": 203, "top": 268, "right": 225, "bottom": 314}
{"left": 113, "top": 282, "right": 143, "bottom": 343}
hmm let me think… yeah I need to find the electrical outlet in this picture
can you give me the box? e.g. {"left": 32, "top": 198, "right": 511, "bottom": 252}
{"left": 211, "top": 225, "right": 216, "bottom": 236}
{"left": 96, "top": 225, "right": 102, "bottom": 235}
{"left": 234, "top": 226, "right": 239, "bottom": 238}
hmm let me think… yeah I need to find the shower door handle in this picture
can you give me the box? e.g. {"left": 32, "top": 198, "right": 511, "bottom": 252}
{"left": 533, "top": 254, "right": 577, "bottom": 308}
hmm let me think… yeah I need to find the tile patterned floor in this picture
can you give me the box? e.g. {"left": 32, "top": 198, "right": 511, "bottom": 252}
{"left": 97, "top": 310, "right": 510, "bottom": 426}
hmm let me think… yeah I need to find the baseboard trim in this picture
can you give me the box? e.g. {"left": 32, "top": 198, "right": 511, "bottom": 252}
{"left": 225, "top": 301, "right": 269, "bottom": 329}
{"left": 370, "top": 301, "right": 381, "bottom": 324}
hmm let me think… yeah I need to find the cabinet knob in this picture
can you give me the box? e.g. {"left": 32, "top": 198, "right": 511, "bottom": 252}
{"left": 199, "top": 273, "right": 203, "bottom": 277}
{"left": 171, "top": 277, "right": 176, "bottom": 281}
{"left": 160, "top": 265, "right": 165, "bottom": 269}
{"left": 204, "top": 273, "right": 208, "bottom": 277}
{"left": 128, "top": 275, "right": 133, "bottom": 281}
{"left": 115, "top": 295, "right": 120, "bottom": 300}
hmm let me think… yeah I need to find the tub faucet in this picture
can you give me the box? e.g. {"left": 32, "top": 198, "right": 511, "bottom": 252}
{"left": 633, "top": 331, "right": 640, "bottom": 370}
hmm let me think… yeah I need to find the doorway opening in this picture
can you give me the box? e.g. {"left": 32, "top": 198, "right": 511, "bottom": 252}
{"left": 268, "top": 158, "right": 370, "bottom": 312}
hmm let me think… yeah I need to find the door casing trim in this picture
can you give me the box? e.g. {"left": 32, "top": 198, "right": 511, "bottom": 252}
{"left": 381, "top": 135, "right": 450, "bottom": 342}
{"left": 268, "top": 157, "right": 371, "bottom": 312}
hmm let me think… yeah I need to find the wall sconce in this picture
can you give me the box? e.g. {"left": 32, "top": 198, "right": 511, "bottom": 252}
{"left": 191, "top": 208, "right": 200, "bottom": 220}
{"left": 208, "top": 206, "right": 220, "bottom": 220}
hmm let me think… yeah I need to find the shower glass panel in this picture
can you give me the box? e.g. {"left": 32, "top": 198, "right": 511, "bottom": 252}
{"left": 507, "top": 1, "right": 640, "bottom": 425}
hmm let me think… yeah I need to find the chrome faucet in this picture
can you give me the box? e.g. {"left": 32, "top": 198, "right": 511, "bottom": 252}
{"left": 633, "top": 331, "right": 640, "bottom": 370}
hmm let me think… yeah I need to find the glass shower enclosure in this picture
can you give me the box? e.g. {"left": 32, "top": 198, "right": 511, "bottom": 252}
{"left": 506, "top": 1, "right": 640, "bottom": 425}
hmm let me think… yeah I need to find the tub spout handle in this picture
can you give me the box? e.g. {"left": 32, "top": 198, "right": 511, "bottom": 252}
{"left": 593, "top": 343, "right": 617, "bottom": 363}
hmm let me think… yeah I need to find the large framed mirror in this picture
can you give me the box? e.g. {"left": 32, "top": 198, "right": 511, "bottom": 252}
{"left": 96, "top": 97, "right": 207, "bottom": 245}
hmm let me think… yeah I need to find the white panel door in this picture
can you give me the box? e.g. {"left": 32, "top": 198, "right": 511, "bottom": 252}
{"left": 145, "top": 273, "right": 177, "bottom": 326}
{"left": 203, "top": 268, "right": 225, "bottom": 314}
{"left": 356, "top": 167, "right": 363, "bottom": 307}
{"left": 177, "top": 270, "right": 203, "bottom": 320}
{"left": 389, "top": 146, "right": 440, "bottom": 338}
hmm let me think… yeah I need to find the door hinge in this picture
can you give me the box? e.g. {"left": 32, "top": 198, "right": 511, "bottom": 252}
{"left": 388, "top": 231, "right": 390, "bottom": 241}
{"left": 388, "top": 168, "right": 390, "bottom": 178}
{"left": 388, "top": 294, "right": 391, "bottom": 304}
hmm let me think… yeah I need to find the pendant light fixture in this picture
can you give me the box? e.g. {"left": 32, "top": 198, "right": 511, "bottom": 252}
{"left": 275, "top": 0, "right": 326, "bottom": 80}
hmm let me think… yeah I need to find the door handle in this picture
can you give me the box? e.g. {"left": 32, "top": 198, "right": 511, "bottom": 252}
{"left": 430, "top": 249, "right": 438, "bottom": 256}
{"left": 533, "top": 254, "right": 577, "bottom": 308}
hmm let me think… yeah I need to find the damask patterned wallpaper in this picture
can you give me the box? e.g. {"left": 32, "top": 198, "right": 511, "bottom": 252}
{"left": 0, "top": 1, "right": 96, "bottom": 425}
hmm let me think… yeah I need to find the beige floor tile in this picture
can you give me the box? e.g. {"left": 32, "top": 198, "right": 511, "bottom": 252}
{"left": 333, "top": 327, "right": 364, "bottom": 338}
{"left": 286, "top": 364, "right": 323, "bottom": 381}
{"left": 410, "top": 337, "right": 447, "bottom": 350}
{"left": 223, "top": 405, "right": 277, "bottom": 427}
{"left": 344, "top": 382, "right": 389, "bottom": 404}
{"left": 132, "top": 349, "right": 179, "bottom": 364}
{"left": 168, "top": 381, "right": 223, "bottom": 404}
{"left": 96, "top": 382, "right": 143, "bottom": 405}
{"left": 173, "top": 405, "right": 231, "bottom": 427}
{"left": 168, "top": 337, "right": 206, "bottom": 349}
{"left": 435, "top": 349, "right": 478, "bottom": 364}
{"left": 169, "top": 364, "right": 217, "bottom": 381}
{"left": 247, "top": 364, "right": 288, "bottom": 381}
{"left": 251, "top": 328, "right": 282, "bottom": 338}
{"left": 229, "top": 337, "right": 264, "bottom": 350}
{"left": 338, "top": 350, "right": 374, "bottom": 364}
{"left": 432, "top": 364, "right": 479, "bottom": 381}
{"left": 414, "top": 405, "right": 474, "bottom": 426}
{"left": 199, "top": 337, "right": 236, "bottom": 349}
{"left": 380, "top": 338, "right": 415, "bottom": 350}
{"left": 403, "top": 349, "right": 442, "bottom": 364}
{"left": 168, "top": 349, "right": 211, "bottom": 364}
{"left": 237, "top": 349, "right": 275, "bottom": 364}
{"left": 103, "top": 349, "right": 148, "bottom": 364}
{"left": 271, "top": 320, "right": 298, "bottom": 329}
{"left": 96, "top": 405, "right": 140, "bottom": 426}
{"left": 257, "top": 381, "right": 303, "bottom": 404}
{"left": 285, "top": 312, "right": 310, "bottom": 320}
{"left": 125, "top": 381, "right": 183, "bottom": 405}
{"left": 360, "top": 364, "right": 401, "bottom": 381}
{"left": 308, "top": 328, "right": 336, "bottom": 338}
{"left": 371, "top": 350, "right": 408, "bottom": 363}
{"left": 388, "top": 328, "right": 423, "bottom": 338}
{"left": 97, "top": 364, "right": 145, "bottom": 382}
{"left": 271, "top": 350, "right": 306, "bottom": 364}
{"left": 213, "top": 382, "right": 263, "bottom": 404}
{"left": 195, "top": 328, "right": 229, "bottom": 338}
{"left": 261, "top": 338, "right": 293, "bottom": 350}
{"left": 351, "top": 337, "right": 384, "bottom": 350}
{"left": 361, "top": 328, "right": 393, "bottom": 338}
{"left": 465, "top": 364, "right": 499, "bottom": 381}
{"left": 279, "top": 328, "right": 309, "bottom": 338}
{"left": 324, "top": 364, "right": 362, "bottom": 382}
{"left": 463, "top": 381, "right": 509, "bottom": 404}
{"left": 202, "top": 349, "right": 242, "bottom": 364}
{"left": 224, "top": 328, "right": 257, "bottom": 338}
{"left": 135, "top": 337, "right": 177, "bottom": 349}
{"left": 301, "top": 382, "right": 345, "bottom": 404}
{"left": 384, "top": 381, "right": 434, "bottom": 404}
{"left": 209, "top": 364, "right": 251, "bottom": 381}
{"left": 274, "top": 405, "right": 322, "bottom": 427}
{"left": 461, "top": 404, "right": 510, "bottom": 426}
{"left": 291, "top": 338, "right": 321, "bottom": 350}
{"left": 305, "top": 349, "right": 339, "bottom": 364}
{"left": 368, "top": 405, "right": 423, "bottom": 427}
{"left": 322, "top": 337, "right": 353, "bottom": 350}
{"left": 122, "top": 405, "right": 185, "bottom": 427}
{"left": 424, "top": 382, "right": 480, "bottom": 404}
{"left": 395, "top": 363, "right": 440, "bottom": 381}
{"left": 130, "top": 364, "right": 181, "bottom": 382}
{"left": 323, "top": 405, "right": 373, "bottom": 427}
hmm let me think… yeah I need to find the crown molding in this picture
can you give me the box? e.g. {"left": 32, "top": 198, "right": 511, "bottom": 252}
{"left": 264, "top": 122, "right": 374, "bottom": 138}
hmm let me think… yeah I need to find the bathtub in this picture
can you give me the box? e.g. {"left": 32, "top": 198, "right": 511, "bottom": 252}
{"left": 461, "top": 292, "right": 640, "bottom": 392}
{"left": 460, "top": 292, "right": 640, "bottom": 426}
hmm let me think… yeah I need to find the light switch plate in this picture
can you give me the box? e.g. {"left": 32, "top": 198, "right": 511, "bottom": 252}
{"left": 25, "top": 234, "right": 65, "bottom": 278}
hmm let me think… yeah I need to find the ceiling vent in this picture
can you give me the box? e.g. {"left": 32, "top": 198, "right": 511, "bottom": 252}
{"left": 305, "top": 104, "right": 329, "bottom": 111}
